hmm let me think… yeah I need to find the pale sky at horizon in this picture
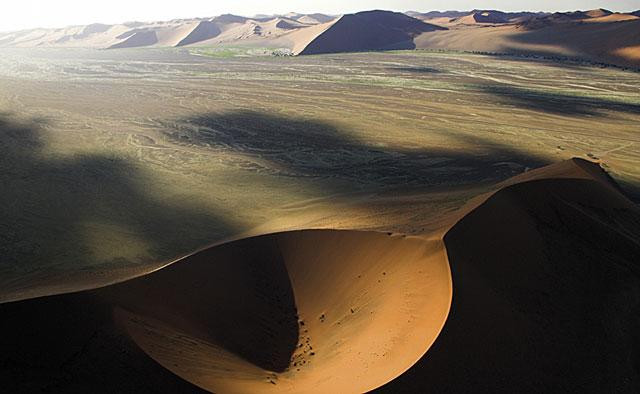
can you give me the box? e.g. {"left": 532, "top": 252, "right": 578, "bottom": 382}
{"left": 2, "top": 1, "right": 639, "bottom": 32}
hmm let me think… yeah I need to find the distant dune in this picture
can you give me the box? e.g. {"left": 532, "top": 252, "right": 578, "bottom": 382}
{"left": 109, "top": 30, "right": 158, "bottom": 49}
{"left": 176, "top": 21, "right": 222, "bottom": 47}
{"left": 451, "top": 10, "right": 511, "bottom": 24}
{"left": 406, "top": 10, "right": 468, "bottom": 20}
{"left": 1, "top": 159, "right": 638, "bottom": 392}
{"left": 584, "top": 8, "right": 613, "bottom": 18}
{"left": 415, "top": 10, "right": 640, "bottom": 68}
{"left": 0, "top": 9, "right": 638, "bottom": 66}
{"left": 584, "top": 13, "right": 639, "bottom": 23}
{"left": 0, "top": 13, "right": 337, "bottom": 52}
{"left": 300, "top": 11, "right": 446, "bottom": 55}
{"left": 296, "top": 13, "right": 335, "bottom": 25}
{"left": 412, "top": 9, "right": 545, "bottom": 25}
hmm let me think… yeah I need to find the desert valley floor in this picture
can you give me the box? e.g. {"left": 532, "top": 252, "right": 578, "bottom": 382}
{"left": 0, "top": 48, "right": 639, "bottom": 393}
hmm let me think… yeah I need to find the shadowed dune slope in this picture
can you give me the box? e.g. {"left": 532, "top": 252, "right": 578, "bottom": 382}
{"left": 0, "top": 293, "right": 208, "bottom": 392}
{"left": 74, "top": 23, "right": 112, "bottom": 39}
{"left": 176, "top": 21, "right": 222, "bottom": 47}
{"left": 377, "top": 158, "right": 640, "bottom": 393}
{"left": 300, "top": 10, "right": 446, "bottom": 55}
{"left": 452, "top": 10, "right": 510, "bottom": 25}
{"left": 1, "top": 159, "right": 639, "bottom": 393}
{"left": 109, "top": 30, "right": 158, "bottom": 49}
{"left": 472, "top": 11, "right": 509, "bottom": 23}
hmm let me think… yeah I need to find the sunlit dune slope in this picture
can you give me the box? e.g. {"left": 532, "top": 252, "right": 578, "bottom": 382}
{"left": 107, "top": 230, "right": 451, "bottom": 393}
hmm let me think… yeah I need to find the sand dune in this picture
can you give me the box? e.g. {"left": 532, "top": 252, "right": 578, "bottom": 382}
{"left": 584, "top": 8, "right": 613, "bottom": 18}
{"left": 521, "top": 10, "right": 637, "bottom": 28}
{"left": 406, "top": 11, "right": 468, "bottom": 21}
{"left": 408, "top": 8, "right": 640, "bottom": 68}
{"left": 299, "top": 10, "right": 446, "bottom": 55}
{"left": 413, "top": 10, "right": 545, "bottom": 26}
{"left": 414, "top": 16, "right": 640, "bottom": 67}
{"left": 109, "top": 30, "right": 159, "bottom": 49}
{"left": 167, "top": 16, "right": 336, "bottom": 50}
{"left": 378, "top": 158, "right": 640, "bottom": 392}
{"left": 213, "top": 14, "right": 249, "bottom": 24}
{"left": 297, "top": 14, "right": 335, "bottom": 25}
{"left": 283, "top": 20, "right": 339, "bottom": 55}
{"left": 0, "top": 230, "right": 451, "bottom": 393}
{"left": 451, "top": 10, "right": 510, "bottom": 25}
{"left": 176, "top": 21, "right": 222, "bottom": 47}
{"left": 0, "top": 12, "right": 338, "bottom": 51}
{"left": 106, "top": 230, "right": 451, "bottom": 393}
{"left": 613, "top": 45, "right": 640, "bottom": 62}
{"left": 275, "top": 18, "right": 307, "bottom": 30}
{"left": 584, "top": 13, "right": 640, "bottom": 23}
{"left": 0, "top": 9, "right": 637, "bottom": 65}
{"left": 1, "top": 159, "right": 638, "bottom": 392}
{"left": 0, "top": 10, "right": 449, "bottom": 55}
{"left": 277, "top": 12, "right": 335, "bottom": 25}
{"left": 0, "top": 15, "right": 293, "bottom": 49}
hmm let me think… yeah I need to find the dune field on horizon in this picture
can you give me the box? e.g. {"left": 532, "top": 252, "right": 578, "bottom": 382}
{"left": 2, "top": 8, "right": 640, "bottom": 68}
{"left": 1, "top": 5, "right": 640, "bottom": 393}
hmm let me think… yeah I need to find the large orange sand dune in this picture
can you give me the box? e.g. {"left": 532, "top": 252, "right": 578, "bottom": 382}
{"left": 1, "top": 158, "right": 639, "bottom": 392}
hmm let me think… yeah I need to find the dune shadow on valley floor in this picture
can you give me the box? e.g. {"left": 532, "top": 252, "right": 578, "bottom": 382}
{"left": 0, "top": 114, "right": 298, "bottom": 392}
{"left": 0, "top": 112, "right": 238, "bottom": 295}
{"left": 0, "top": 112, "right": 271, "bottom": 390}
{"left": 160, "top": 109, "right": 554, "bottom": 194}
{"left": 478, "top": 84, "right": 640, "bottom": 117}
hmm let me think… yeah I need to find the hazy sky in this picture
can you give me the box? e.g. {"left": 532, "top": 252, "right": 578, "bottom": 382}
{"left": 2, "top": 1, "right": 639, "bottom": 32}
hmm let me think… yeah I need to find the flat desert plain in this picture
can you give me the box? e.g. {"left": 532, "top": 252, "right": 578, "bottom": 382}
{"left": 0, "top": 48, "right": 639, "bottom": 393}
